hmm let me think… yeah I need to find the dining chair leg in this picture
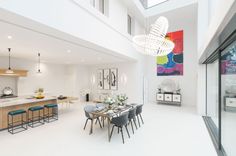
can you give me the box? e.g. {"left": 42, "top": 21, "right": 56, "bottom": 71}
{"left": 125, "top": 125, "right": 130, "bottom": 138}
{"left": 120, "top": 127, "right": 125, "bottom": 144}
{"left": 83, "top": 118, "right": 89, "bottom": 130}
{"left": 109, "top": 125, "right": 115, "bottom": 141}
{"left": 97, "top": 118, "right": 102, "bottom": 128}
{"left": 130, "top": 121, "right": 134, "bottom": 134}
{"left": 140, "top": 114, "right": 144, "bottom": 124}
{"left": 137, "top": 115, "right": 141, "bottom": 127}
{"left": 133, "top": 118, "right": 138, "bottom": 129}
{"left": 89, "top": 119, "right": 94, "bottom": 135}
{"left": 102, "top": 117, "right": 105, "bottom": 127}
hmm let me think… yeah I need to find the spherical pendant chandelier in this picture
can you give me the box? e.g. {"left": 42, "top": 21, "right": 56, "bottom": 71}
{"left": 133, "top": 16, "right": 175, "bottom": 56}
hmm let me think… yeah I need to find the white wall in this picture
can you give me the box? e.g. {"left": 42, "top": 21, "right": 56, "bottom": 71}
{"left": 145, "top": 6, "right": 198, "bottom": 106}
{"left": 0, "top": 76, "right": 17, "bottom": 95}
{"left": 0, "top": 57, "right": 90, "bottom": 100}
{"left": 88, "top": 60, "right": 145, "bottom": 104}
{"left": 0, "top": 0, "right": 144, "bottom": 61}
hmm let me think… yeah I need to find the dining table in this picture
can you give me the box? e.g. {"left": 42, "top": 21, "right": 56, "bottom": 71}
{"left": 90, "top": 103, "right": 137, "bottom": 142}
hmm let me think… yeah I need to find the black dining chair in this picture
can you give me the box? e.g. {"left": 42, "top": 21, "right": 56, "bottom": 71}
{"left": 128, "top": 107, "right": 138, "bottom": 134}
{"left": 110, "top": 112, "right": 130, "bottom": 144}
{"left": 95, "top": 103, "right": 106, "bottom": 127}
{"left": 83, "top": 105, "right": 102, "bottom": 134}
{"left": 136, "top": 105, "right": 144, "bottom": 127}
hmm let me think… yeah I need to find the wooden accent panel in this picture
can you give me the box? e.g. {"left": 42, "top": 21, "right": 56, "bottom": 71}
{"left": 0, "top": 69, "right": 28, "bottom": 77}
{"left": 0, "top": 99, "right": 57, "bottom": 129}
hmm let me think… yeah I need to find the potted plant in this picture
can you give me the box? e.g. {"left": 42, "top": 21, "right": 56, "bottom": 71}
{"left": 117, "top": 94, "right": 128, "bottom": 106}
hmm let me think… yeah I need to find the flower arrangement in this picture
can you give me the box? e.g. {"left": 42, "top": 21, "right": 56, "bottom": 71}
{"left": 117, "top": 94, "right": 128, "bottom": 106}
{"left": 104, "top": 97, "right": 116, "bottom": 106}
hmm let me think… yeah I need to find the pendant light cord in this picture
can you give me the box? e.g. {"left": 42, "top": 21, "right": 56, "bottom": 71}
{"left": 8, "top": 48, "right": 11, "bottom": 70}
{"left": 38, "top": 53, "right": 41, "bottom": 72}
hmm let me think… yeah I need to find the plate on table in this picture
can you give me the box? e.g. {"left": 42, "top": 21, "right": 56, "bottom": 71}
{"left": 107, "top": 110, "right": 114, "bottom": 114}
{"left": 118, "top": 106, "right": 125, "bottom": 109}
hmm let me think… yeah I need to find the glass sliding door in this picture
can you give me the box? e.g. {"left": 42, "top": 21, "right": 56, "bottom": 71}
{"left": 207, "top": 60, "right": 219, "bottom": 130}
{"left": 202, "top": 11, "right": 236, "bottom": 156}
{"left": 221, "top": 40, "right": 236, "bottom": 156}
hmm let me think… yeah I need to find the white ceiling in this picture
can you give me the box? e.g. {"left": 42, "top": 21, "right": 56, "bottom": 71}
{"left": 0, "top": 1, "right": 197, "bottom": 66}
{"left": 149, "top": 3, "right": 198, "bottom": 27}
{"left": 0, "top": 20, "right": 130, "bottom": 65}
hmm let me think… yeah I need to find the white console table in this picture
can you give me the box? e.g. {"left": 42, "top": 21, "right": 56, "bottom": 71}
{"left": 224, "top": 96, "right": 236, "bottom": 111}
{"left": 156, "top": 93, "right": 181, "bottom": 106}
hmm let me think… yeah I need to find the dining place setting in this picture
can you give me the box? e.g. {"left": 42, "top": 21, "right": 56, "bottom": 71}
{"left": 83, "top": 94, "right": 144, "bottom": 144}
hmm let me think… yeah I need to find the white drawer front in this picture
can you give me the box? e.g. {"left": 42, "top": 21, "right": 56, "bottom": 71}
{"left": 157, "top": 94, "right": 164, "bottom": 101}
{"left": 173, "top": 95, "right": 181, "bottom": 102}
{"left": 164, "top": 94, "right": 172, "bottom": 101}
{"left": 226, "top": 98, "right": 236, "bottom": 107}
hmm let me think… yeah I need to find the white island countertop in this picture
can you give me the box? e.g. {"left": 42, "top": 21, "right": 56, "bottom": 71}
{"left": 0, "top": 96, "right": 57, "bottom": 108}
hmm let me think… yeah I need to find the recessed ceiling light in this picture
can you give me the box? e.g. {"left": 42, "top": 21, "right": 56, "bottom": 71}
{"left": 67, "top": 50, "right": 71, "bottom": 53}
{"left": 7, "top": 36, "right": 12, "bottom": 39}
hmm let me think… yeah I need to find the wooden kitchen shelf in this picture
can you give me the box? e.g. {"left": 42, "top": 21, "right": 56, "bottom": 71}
{"left": 0, "top": 69, "right": 28, "bottom": 77}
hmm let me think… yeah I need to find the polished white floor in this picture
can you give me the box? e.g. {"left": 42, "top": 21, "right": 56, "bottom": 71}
{"left": 222, "top": 110, "right": 236, "bottom": 156}
{"left": 0, "top": 103, "right": 217, "bottom": 156}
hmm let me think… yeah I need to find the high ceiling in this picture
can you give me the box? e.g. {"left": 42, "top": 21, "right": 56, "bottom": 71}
{"left": 0, "top": 21, "right": 130, "bottom": 65}
{"left": 123, "top": 0, "right": 197, "bottom": 20}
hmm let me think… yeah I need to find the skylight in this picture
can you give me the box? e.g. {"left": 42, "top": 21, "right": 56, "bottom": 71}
{"left": 148, "top": 0, "right": 168, "bottom": 7}
{"left": 140, "top": 0, "right": 169, "bottom": 9}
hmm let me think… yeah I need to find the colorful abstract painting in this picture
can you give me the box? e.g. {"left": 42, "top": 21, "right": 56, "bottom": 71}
{"left": 221, "top": 44, "right": 236, "bottom": 75}
{"left": 157, "top": 30, "right": 184, "bottom": 76}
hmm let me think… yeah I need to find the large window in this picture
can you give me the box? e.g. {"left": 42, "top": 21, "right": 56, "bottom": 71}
{"left": 204, "top": 28, "right": 236, "bottom": 156}
{"left": 140, "top": 0, "right": 169, "bottom": 9}
{"left": 88, "top": 0, "right": 108, "bottom": 16}
{"left": 221, "top": 40, "right": 236, "bottom": 156}
{"left": 99, "top": 0, "right": 105, "bottom": 14}
{"left": 89, "top": 0, "right": 95, "bottom": 7}
{"left": 127, "top": 14, "right": 132, "bottom": 35}
{"left": 206, "top": 60, "right": 219, "bottom": 129}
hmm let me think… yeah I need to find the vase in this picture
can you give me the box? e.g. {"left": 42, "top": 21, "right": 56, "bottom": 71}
{"left": 119, "top": 101, "right": 125, "bottom": 106}
{"left": 86, "top": 94, "right": 89, "bottom": 102}
{"left": 108, "top": 104, "right": 112, "bottom": 109}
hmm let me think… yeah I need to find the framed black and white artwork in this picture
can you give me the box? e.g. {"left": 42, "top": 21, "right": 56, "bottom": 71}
{"left": 97, "top": 69, "right": 104, "bottom": 89}
{"left": 103, "top": 69, "right": 110, "bottom": 90}
{"left": 110, "top": 68, "right": 118, "bottom": 90}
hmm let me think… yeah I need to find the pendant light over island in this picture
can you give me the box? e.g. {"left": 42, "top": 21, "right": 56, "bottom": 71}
{"left": 5, "top": 48, "right": 14, "bottom": 74}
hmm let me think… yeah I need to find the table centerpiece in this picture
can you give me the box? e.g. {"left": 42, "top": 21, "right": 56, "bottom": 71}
{"left": 104, "top": 97, "right": 116, "bottom": 109}
{"left": 117, "top": 94, "right": 128, "bottom": 106}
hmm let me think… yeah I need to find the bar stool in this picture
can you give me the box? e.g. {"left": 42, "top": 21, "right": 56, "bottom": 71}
{"left": 28, "top": 106, "right": 45, "bottom": 128}
{"left": 44, "top": 104, "right": 58, "bottom": 123}
{"left": 8, "top": 109, "right": 27, "bottom": 134}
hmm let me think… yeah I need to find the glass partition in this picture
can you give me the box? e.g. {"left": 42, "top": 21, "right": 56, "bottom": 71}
{"left": 221, "top": 40, "right": 236, "bottom": 156}
{"left": 207, "top": 60, "right": 219, "bottom": 130}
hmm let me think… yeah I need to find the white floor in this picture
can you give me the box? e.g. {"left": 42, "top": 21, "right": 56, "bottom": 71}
{"left": 222, "top": 110, "right": 236, "bottom": 156}
{"left": 0, "top": 103, "right": 217, "bottom": 156}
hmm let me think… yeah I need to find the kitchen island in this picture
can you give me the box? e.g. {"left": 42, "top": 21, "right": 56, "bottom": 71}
{"left": 0, "top": 96, "right": 57, "bottom": 130}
